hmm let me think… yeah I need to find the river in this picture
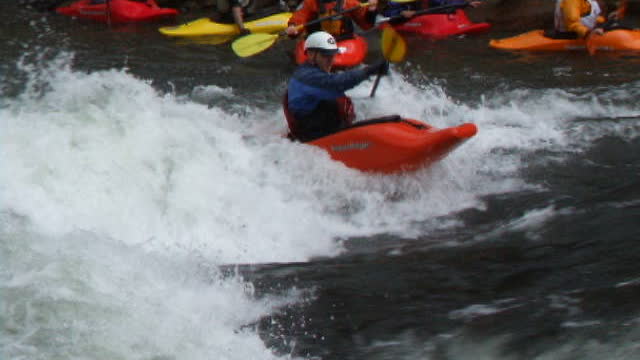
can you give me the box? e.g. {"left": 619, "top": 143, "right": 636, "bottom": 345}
{"left": 2, "top": 2, "right": 640, "bottom": 360}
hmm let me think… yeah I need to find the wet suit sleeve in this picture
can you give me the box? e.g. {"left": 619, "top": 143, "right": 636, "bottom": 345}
{"left": 301, "top": 67, "right": 369, "bottom": 93}
{"left": 287, "top": 65, "right": 370, "bottom": 115}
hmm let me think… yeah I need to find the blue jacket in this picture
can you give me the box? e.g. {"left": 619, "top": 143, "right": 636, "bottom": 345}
{"left": 287, "top": 64, "right": 368, "bottom": 116}
{"left": 286, "top": 63, "right": 369, "bottom": 141}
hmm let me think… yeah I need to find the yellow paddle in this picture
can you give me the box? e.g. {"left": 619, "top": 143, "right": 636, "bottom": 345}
{"left": 370, "top": 25, "right": 407, "bottom": 97}
{"left": 159, "top": 13, "right": 292, "bottom": 37}
{"left": 232, "top": 2, "right": 369, "bottom": 57}
{"left": 380, "top": 24, "right": 407, "bottom": 62}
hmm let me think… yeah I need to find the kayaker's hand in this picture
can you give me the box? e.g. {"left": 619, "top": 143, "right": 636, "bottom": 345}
{"left": 401, "top": 10, "right": 416, "bottom": 19}
{"left": 286, "top": 25, "right": 299, "bottom": 37}
{"left": 365, "top": 60, "right": 389, "bottom": 76}
{"left": 467, "top": 1, "right": 482, "bottom": 7}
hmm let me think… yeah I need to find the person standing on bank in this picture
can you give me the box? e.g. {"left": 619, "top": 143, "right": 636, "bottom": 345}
{"left": 283, "top": 31, "right": 389, "bottom": 142}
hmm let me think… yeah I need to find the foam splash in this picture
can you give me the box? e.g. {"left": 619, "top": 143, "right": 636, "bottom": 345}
{"left": 2, "top": 53, "right": 639, "bottom": 264}
{"left": 2, "top": 51, "right": 640, "bottom": 360}
{"left": 0, "top": 216, "right": 299, "bottom": 360}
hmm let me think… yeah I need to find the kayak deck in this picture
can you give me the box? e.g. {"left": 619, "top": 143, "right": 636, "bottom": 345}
{"left": 589, "top": 29, "right": 640, "bottom": 51}
{"left": 489, "top": 30, "right": 585, "bottom": 51}
{"left": 308, "top": 116, "right": 477, "bottom": 173}
{"left": 490, "top": 29, "right": 640, "bottom": 52}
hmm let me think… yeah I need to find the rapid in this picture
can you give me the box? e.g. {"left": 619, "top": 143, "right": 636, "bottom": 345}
{"left": 1, "top": 2, "right": 640, "bottom": 360}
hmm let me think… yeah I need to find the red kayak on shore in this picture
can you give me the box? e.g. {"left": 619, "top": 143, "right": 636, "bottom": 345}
{"left": 295, "top": 34, "right": 368, "bottom": 68}
{"left": 56, "top": 0, "right": 178, "bottom": 23}
{"left": 393, "top": 9, "right": 490, "bottom": 39}
{"left": 307, "top": 116, "right": 477, "bottom": 173}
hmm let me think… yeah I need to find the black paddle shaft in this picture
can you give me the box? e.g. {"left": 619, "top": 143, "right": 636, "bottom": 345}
{"left": 375, "top": 1, "right": 473, "bottom": 27}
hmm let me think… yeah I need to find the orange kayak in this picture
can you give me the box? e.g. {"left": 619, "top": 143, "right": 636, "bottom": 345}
{"left": 589, "top": 29, "right": 640, "bottom": 51}
{"left": 489, "top": 29, "right": 640, "bottom": 52}
{"left": 308, "top": 116, "right": 477, "bottom": 173}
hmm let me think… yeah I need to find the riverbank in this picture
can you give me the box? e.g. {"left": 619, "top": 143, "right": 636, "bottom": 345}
{"left": 22, "top": 0, "right": 635, "bottom": 31}
{"left": 160, "top": 0, "right": 633, "bottom": 31}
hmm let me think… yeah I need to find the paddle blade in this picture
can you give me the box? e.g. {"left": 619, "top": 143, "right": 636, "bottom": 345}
{"left": 232, "top": 33, "right": 279, "bottom": 57}
{"left": 381, "top": 26, "right": 407, "bottom": 63}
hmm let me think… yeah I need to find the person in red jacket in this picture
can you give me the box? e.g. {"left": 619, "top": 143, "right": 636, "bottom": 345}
{"left": 285, "top": 0, "right": 379, "bottom": 39}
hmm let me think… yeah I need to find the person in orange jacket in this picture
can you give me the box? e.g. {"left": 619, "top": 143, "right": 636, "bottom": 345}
{"left": 554, "top": 0, "right": 606, "bottom": 38}
{"left": 285, "top": 0, "right": 379, "bottom": 39}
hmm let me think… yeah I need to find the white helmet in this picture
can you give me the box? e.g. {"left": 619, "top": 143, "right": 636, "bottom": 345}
{"left": 304, "top": 31, "right": 338, "bottom": 54}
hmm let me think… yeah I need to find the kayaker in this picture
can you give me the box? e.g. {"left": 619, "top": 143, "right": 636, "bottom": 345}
{"left": 284, "top": 0, "right": 378, "bottom": 39}
{"left": 284, "top": 31, "right": 389, "bottom": 142}
{"left": 554, "top": 0, "right": 606, "bottom": 38}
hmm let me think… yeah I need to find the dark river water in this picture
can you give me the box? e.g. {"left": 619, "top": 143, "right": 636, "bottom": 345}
{"left": 2, "top": 2, "right": 640, "bottom": 360}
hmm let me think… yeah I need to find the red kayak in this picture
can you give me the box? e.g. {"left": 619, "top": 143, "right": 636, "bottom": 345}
{"left": 56, "top": 0, "right": 178, "bottom": 23}
{"left": 308, "top": 116, "right": 477, "bottom": 173}
{"left": 295, "top": 35, "right": 368, "bottom": 68}
{"left": 393, "top": 9, "right": 490, "bottom": 39}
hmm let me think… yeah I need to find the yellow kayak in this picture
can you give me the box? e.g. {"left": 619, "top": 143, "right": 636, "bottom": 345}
{"left": 159, "top": 12, "right": 292, "bottom": 37}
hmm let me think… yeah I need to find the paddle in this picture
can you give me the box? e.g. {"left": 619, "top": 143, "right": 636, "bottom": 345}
{"left": 369, "top": 25, "right": 407, "bottom": 97}
{"left": 373, "top": 1, "right": 477, "bottom": 26}
{"left": 232, "top": 2, "right": 370, "bottom": 57}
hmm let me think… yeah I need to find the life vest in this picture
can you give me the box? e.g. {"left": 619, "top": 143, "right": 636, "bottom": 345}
{"left": 336, "top": 95, "right": 355, "bottom": 126}
{"left": 318, "top": 0, "right": 348, "bottom": 36}
{"left": 554, "top": 0, "right": 601, "bottom": 33}
{"left": 283, "top": 91, "right": 355, "bottom": 141}
{"left": 282, "top": 91, "right": 299, "bottom": 139}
